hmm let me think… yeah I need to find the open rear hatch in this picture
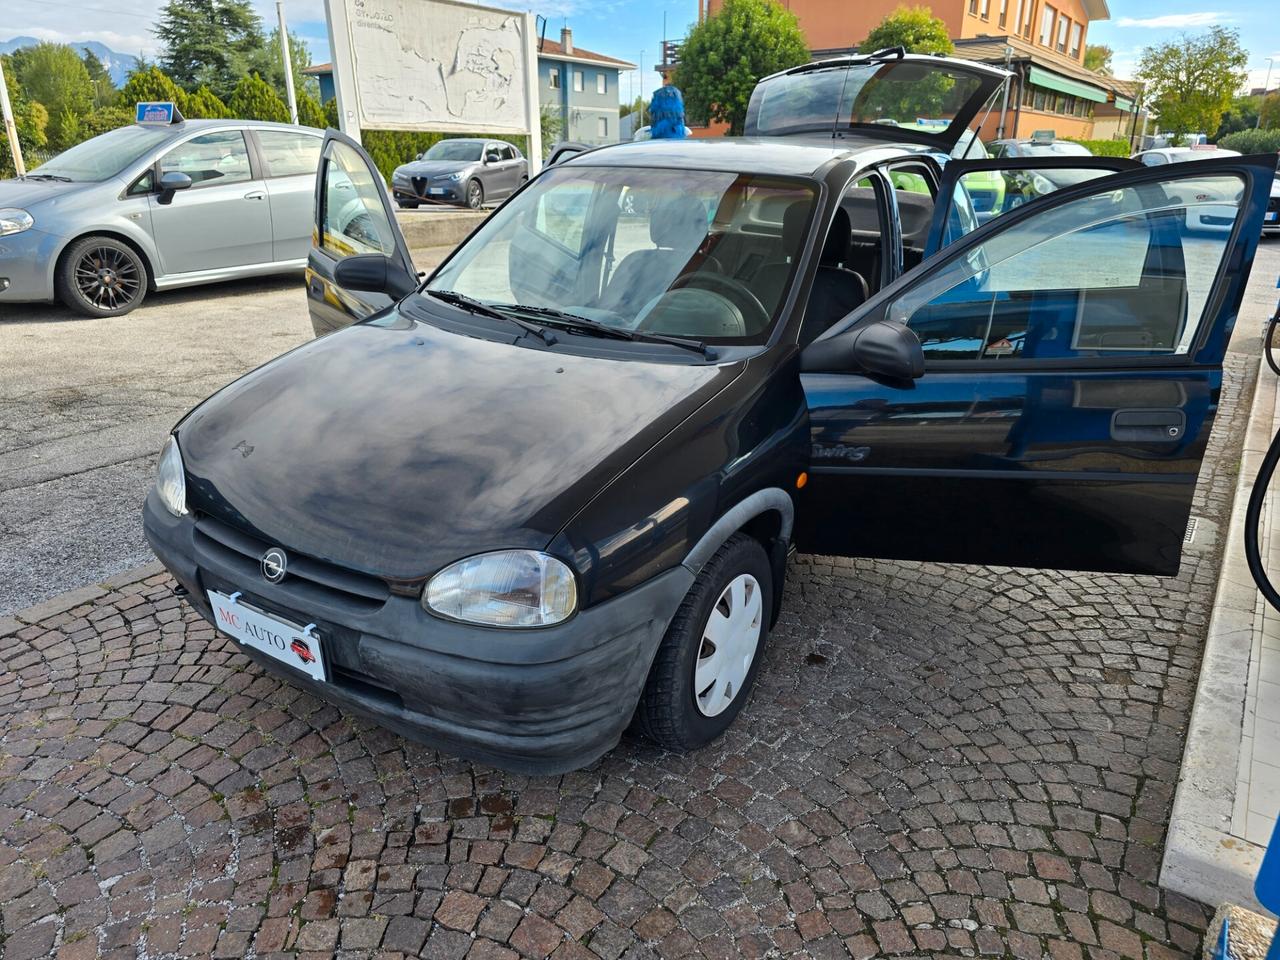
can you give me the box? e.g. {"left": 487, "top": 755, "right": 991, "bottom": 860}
{"left": 744, "top": 48, "right": 1008, "bottom": 155}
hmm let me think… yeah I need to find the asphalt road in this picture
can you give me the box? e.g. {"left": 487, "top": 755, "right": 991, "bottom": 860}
{"left": 2, "top": 238, "right": 1279, "bottom": 616}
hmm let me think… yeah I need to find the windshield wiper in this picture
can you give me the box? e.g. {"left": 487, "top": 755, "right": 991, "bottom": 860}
{"left": 426, "top": 289, "right": 555, "bottom": 344}
{"left": 493, "top": 304, "right": 715, "bottom": 358}
{"left": 22, "top": 173, "right": 73, "bottom": 182}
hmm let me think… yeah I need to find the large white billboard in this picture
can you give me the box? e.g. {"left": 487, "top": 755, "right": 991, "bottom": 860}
{"left": 323, "top": 0, "right": 540, "bottom": 164}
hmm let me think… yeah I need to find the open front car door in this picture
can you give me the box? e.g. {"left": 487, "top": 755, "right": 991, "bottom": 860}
{"left": 306, "top": 129, "right": 419, "bottom": 336}
{"left": 798, "top": 154, "right": 1278, "bottom": 575}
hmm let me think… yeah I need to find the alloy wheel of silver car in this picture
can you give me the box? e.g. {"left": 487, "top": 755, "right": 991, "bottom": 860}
{"left": 74, "top": 245, "right": 143, "bottom": 312}
{"left": 693, "top": 573, "right": 763, "bottom": 717}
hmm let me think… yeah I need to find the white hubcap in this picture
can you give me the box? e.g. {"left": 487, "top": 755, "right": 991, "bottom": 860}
{"left": 694, "top": 573, "right": 763, "bottom": 717}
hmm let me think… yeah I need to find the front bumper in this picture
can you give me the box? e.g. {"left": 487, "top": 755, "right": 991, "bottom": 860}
{"left": 143, "top": 491, "right": 693, "bottom": 773}
{"left": 0, "top": 227, "right": 61, "bottom": 302}
{"left": 393, "top": 181, "right": 464, "bottom": 205}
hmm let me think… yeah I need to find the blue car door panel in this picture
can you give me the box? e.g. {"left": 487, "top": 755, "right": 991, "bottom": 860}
{"left": 797, "top": 154, "right": 1278, "bottom": 575}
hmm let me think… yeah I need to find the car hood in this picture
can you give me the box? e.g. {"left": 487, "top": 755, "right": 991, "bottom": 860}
{"left": 394, "top": 160, "right": 476, "bottom": 178}
{"left": 177, "top": 312, "right": 739, "bottom": 581}
{"left": 0, "top": 177, "right": 92, "bottom": 208}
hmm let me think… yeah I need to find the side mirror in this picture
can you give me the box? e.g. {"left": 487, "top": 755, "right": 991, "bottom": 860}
{"left": 333, "top": 253, "right": 418, "bottom": 300}
{"left": 156, "top": 171, "right": 192, "bottom": 205}
{"left": 485, "top": 153, "right": 501, "bottom": 164}
{"left": 800, "top": 320, "right": 925, "bottom": 379}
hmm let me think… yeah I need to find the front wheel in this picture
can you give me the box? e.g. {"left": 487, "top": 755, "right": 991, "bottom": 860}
{"left": 635, "top": 534, "right": 772, "bottom": 751}
{"left": 466, "top": 179, "right": 483, "bottom": 209}
{"left": 56, "top": 235, "right": 148, "bottom": 318}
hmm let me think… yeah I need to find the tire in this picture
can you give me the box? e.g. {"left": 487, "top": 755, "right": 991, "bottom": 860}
{"left": 56, "top": 235, "right": 148, "bottom": 318}
{"left": 635, "top": 533, "right": 773, "bottom": 751}
{"left": 397, "top": 199, "right": 420, "bottom": 209}
{"left": 466, "top": 179, "right": 484, "bottom": 209}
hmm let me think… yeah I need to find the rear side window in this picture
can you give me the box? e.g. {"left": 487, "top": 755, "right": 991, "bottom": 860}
{"left": 159, "top": 131, "right": 252, "bottom": 186}
{"left": 887, "top": 173, "right": 1246, "bottom": 362}
{"left": 257, "top": 130, "right": 322, "bottom": 178}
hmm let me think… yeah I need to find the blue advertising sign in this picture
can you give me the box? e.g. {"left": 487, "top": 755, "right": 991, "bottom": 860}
{"left": 135, "top": 101, "right": 177, "bottom": 125}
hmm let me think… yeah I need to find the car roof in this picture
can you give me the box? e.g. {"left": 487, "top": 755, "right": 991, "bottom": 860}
{"left": 139, "top": 119, "right": 324, "bottom": 137}
{"left": 557, "top": 135, "right": 933, "bottom": 178}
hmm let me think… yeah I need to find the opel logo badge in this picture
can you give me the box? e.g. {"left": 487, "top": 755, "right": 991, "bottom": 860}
{"left": 261, "top": 547, "right": 288, "bottom": 584}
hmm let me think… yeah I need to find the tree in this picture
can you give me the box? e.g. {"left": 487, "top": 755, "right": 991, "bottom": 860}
{"left": 860, "top": 6, "right": 953, "bottom": 55}
{"left": 81, "top": 49, "right": 118, "bottom": 108}
{"left": 155, "top": 0, "right": 267, "bottom": 100}
{"left": 673, "top": 0, "right": 809, "bottom": 136}
{"left": 1262, "top": 93, "right": 1280, "bottom": 130}
{"left": 540, "top": 104, "right": 563, "bottom": 148}
{"left": 1213, "top": 94, "right": 1260, "bottom": 139}
{"left": 120, "top": 65, "right": 187, "bottom": 107}
{"left": 0, "top": 54, "right": 49, "bottom": 175}
{"left": 296, "top": 90, "right": 327, "bottom": 129}
{"left": 48, "top": 106, "right": 82, "bottom": 152}
{"left": 1137, "top": 27, "right": 1248, "bottom": 144}
{"left": 184, "top": 85, "right": 230, "bottom": 118}
{"left": 260, "top": 28, "right": 321, "bottom": 104}
{"left": 78, "top": 106, "right": 135, "bottom": 138}
{"left": 619, "top": 95, "right": 649, "bottom": 119}
{"left": 226, "top": 72, "right": 290, "bottom": 122}
{"left": 15, "top": 42, "right": 94, "bottom": 122}
{"left": 1083, "top": 44, "right": 1113, "bottom": 74}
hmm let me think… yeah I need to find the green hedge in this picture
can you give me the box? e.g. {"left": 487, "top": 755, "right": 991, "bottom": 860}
{"left": 1217, "top": 128, "right": 1280, "bottom": 154}
{"left": 1064, "top": 138, "right": 1131, "bottom": 157}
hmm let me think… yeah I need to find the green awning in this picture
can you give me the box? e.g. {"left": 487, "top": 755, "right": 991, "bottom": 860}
{"left": 1027, "top": 65, "right": 1108, "bottom": 103}
{"left": 1114, "top": 97, "right": 1134, "bottom": 112}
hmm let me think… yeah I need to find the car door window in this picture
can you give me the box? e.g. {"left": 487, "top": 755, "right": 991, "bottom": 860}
{"left": 949, "top": 165, "right": 1119, "bottom": 237}
{"left": 159, "top": 131, "right": 252, "bottom": 187}
{"left": 887, "top": 172, "right": 1246, "bottom": 362}
{"left": 257, "top": 130, "right": 322, "bottom": 178}
{"left": 321, "top": 140, "right": 398, "bottom": 257}
{"left": 500, "top": 145, "right": 517, "bottom": 162}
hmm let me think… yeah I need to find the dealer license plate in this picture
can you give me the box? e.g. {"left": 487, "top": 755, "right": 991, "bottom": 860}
{"left": 1266, "top": 211, "right": 1278, "bottom": 222}
{"left": 207, "top": 590, "right": 326, "bottom": 682}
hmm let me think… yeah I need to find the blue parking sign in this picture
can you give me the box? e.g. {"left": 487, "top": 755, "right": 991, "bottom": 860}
{"left": 135, "top": 101, "right": 177, "bottom": 125}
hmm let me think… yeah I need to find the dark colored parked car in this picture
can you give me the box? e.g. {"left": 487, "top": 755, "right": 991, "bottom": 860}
{"left": 144, "top": 53, "right": 1277, "bottom": 773}
{"left": 391, "top": 138, "right": 527, "bottom": 209}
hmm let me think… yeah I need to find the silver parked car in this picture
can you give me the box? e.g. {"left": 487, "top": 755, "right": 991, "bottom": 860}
{"left": 391, "top": 139, "right": 527, "bottom": 210}
{"left": 0, "top": 119, "right": 323, "bottom": 317}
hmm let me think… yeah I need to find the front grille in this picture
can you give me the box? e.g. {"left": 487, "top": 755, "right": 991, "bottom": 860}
{"left": 412, "top": 177, "right": 428, "bottom": 197}
{"left": 194, "top": 515, "right": 390, "bottom": 612}
{"left": 1267, "top": 197, "right": 1280, "bottom": 213}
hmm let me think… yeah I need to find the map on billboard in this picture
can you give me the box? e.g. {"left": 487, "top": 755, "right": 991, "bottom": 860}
{"left": 344, "top": 0, "right": 530, "bottom": 132}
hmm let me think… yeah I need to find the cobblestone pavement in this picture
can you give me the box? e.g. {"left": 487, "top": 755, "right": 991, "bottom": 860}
{"left": 0, "top": 346, "right": 1259, "bottom": 960}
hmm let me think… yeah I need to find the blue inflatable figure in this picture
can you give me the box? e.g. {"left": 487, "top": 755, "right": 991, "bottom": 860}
{"left": 649, "top": 86, "right": 689, "bottom": 139}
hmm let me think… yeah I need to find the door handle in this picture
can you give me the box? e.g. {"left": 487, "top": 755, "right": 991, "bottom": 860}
{"left": 1111, "top": 408, "right": 1186, "bottom": 442}
{"left": 244, "top": 190, "right": 266, "bottom": 201}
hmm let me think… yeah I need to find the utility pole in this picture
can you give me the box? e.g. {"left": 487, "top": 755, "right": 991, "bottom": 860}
{"left": 639, "top": 51, "right": 645, "bottom": 127}
{"left": 996, "top": 45, "right": 1013, "bottom": 140}
{"left": 277, "top": 0, "right": 299, "bottom": 125}
{"left": 0, "top": 56, "right": 25, "bottom": 178}
{"left": 1257, "top": 57, "right": 1275, "bottom": 129}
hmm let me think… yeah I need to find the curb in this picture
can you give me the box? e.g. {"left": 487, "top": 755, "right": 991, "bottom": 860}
{"left": 1, "top": 559, "right": 167, "bottom": 633}
{"left": 1160, "top": 356, "right": 1271, "bottom": 915}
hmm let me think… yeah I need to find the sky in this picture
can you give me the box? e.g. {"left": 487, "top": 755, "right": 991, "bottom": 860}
{"left": 5, "top": 0, "right": 1280, "bottom": 103}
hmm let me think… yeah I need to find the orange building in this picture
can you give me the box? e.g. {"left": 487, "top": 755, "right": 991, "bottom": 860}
{"left": 662, "top": 0, "right": 1142, "bottom": 143}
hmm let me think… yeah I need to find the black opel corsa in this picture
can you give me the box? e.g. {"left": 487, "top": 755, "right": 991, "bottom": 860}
{"left": 145, "top": 53, "right": 1277, "bottom": 772}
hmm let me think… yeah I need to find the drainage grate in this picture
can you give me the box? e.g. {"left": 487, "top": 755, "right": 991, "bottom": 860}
{"left": 1185, "top": 516, "right": 1200, "bottom": 544}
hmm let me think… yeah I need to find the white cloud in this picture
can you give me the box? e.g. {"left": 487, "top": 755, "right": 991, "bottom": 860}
{"left": 1114, "top": 12, "right": 1228, "bottom": 28}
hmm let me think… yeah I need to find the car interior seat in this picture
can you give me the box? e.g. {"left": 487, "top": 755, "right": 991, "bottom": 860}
{"left": 747, "top": 201, "right": 812, "bottom": 312}
{"left": 600, "top": 195, "right": 708, "bottom": 312}
{"left": 801, "top": 207, "right": 869, "bottom": 344}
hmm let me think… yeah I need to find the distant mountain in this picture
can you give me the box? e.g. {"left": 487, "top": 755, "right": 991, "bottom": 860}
{"left": 0, "top": 37, "right": 139, "bottom": 86}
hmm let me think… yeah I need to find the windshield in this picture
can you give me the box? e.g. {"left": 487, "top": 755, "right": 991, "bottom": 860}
{"left": 29, "top": 125, "right": 173, "bottom": 181}
{"left": 749, "top": 61, "right": 988, "bottom": 140}
{"left": 423, "top": 141, "right": 484, "bottom": 162}
{"left": 426, "top": 166, "right": 818, "bottom": 345}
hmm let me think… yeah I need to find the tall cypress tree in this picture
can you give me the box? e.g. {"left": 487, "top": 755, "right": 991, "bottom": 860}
{"left": 155, "top": 0, "right": 266, "bottom": 101}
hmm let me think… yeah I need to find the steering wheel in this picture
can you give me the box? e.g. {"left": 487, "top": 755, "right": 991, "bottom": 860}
{"left": 663, "top": 272, "right": 770, "bottom": 333}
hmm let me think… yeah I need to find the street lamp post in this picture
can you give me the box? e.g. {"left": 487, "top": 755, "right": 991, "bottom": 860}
{"left": 277, "top": 0, "right": 299, "bottom": 125}
{"left": 1258, "top": 57, "right": 1275, "bottom": 130}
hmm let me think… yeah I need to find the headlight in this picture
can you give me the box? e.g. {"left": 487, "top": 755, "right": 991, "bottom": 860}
{"left": 0, "top": 208, "right": 33, "bottom": 236}
{"left": 1029, "top": 172, "right": 1055, "bottom": 196}
{"left": 424, "top": 550, "right": 577, "bottom": 627}
{"left": 440, "top": 172, "right": 465, "bottom": 182}
{"left": 156, "top": 436, "right": 188, "bottom": 517}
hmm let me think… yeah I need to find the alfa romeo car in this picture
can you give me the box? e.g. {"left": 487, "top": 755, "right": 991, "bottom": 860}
{"left": 144, "top": 52, "right": 1277, "bottom": 773}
